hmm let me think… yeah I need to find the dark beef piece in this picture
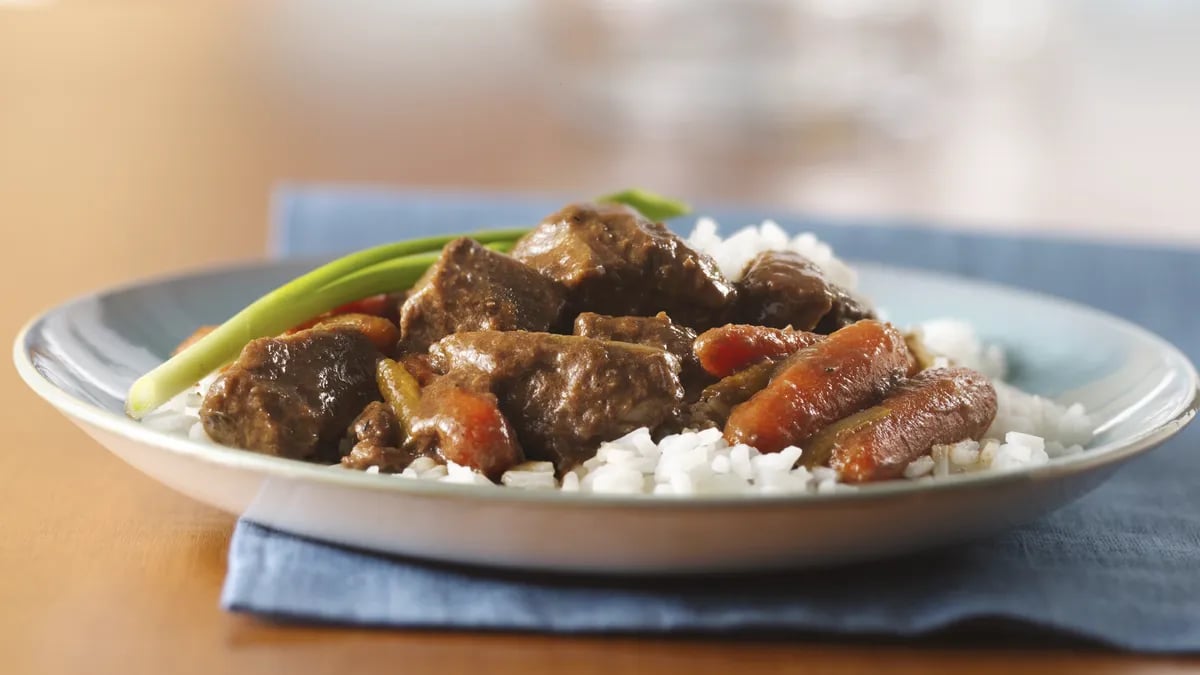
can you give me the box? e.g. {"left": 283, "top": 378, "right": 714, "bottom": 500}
{"left": 199, "top": 328, "right": 381, "bottom": 461}
{"left": 341, "top": 443, "right": 434, "bottom": 473}
{"left": 573, "top": 311, "right": 710, "bottom": 399}
{"left": 340, "top": 402, "right": 439, "bottom": 472}
{"left": 345, "top": 401, "right": 400, "bottom": 448}
{"left": 400, "top": 352, "right": 439, "bottom": 387}
{"left": 398, "top": 237, "right": 566, "bottom": 352}
{"left": 814, "top": 285, "right": 874, "bottom": 334}
{"left": 733, "top": 251, "right": 873, "bottom": 333}
{"left": 429, "top": 331, "right": 684, "bottom": 470}
{"left": 687, "top": 359, "right": 778, "bottom": 430}
{"left": 511, "top": 202, "right": 736, "bottom": 330}
{"left": 383, "top": 291, "right": 407, "bottom": 325}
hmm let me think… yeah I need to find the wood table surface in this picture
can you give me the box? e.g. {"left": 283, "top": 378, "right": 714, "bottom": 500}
{"left": 3, "top": 3, "right": 1198, "bottom": 673}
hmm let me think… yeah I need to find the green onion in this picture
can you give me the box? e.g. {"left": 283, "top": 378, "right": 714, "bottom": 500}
{"left": 126, "top": 189, "right": 685, "bottom": 419}
{"left": 125, "top": 233, "right": 524, "bottom": 418}
{"left": 596, "top": 188, "right": 691, "bottom": 221}
{"left": 322, "top": 241, "right": 513, "bottom": 293}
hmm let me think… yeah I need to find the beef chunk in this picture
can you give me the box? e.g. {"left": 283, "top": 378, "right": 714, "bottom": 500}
{"left": 398, "top": 237, "right": 566, "bottom": 351}
{"left": 339, "top": 402, "right": 440, "bottom": 473}
{"left": 814, "top": 285, "right": 874, "bottom": 334}
{"left": 399, "top": 352, "right": 439, "bottom": 386}
{"left": 345, "top": 400, "right": 401, "bottom": 449}
{"left": 512, "top": 202, "right": 736, "bottom": 329}
{"left": 199, "top": 328, "right": 381, "bottom": 461}
{"left": 429, "top": 331, "right": 684, "bottom": 470}
{"left": 573, "top": 311, "right": 709, "bottom": 399}
{"left": 341, "top": 443, "right": 433, "bottom": 473}
{"left": 733, "top": 251, "right": 873, "bottom": 333}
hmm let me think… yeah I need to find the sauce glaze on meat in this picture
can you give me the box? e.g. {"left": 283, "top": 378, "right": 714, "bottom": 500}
{"left": 199, "top": 328, "right": 381, "bottom": 461}
{"left": 512, "top": 202, "right": 736, "bottom": 330}
{"left": 187, "top": 200, "right": 999, "bottom": 484}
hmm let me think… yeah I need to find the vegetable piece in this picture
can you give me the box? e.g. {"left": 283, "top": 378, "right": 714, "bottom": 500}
{"left": 693, "top": 324, "right": 824, "bottom": 378}
{"left": 409, "top": 375, "right": 525, "bottom": 480}
{"left": 375, "top": 358, "right": 422, "bottom": 434}
{"left": 125, "top": 230, "right": 525, "bottom": 419}
{"left": 128, "top": 188, "right": 684, "bottom": 419}
{"left": 798, "top": 406, "right": 893, "bottom": 470}
{"left": 595, "top": 188, "right": 691, "bottom": 222}
{"left": 313, "top": 313, "right": 400, "bottom": 354}
{"left": 903, "top": 331, "right": 937, "bottom": 375}
{"left": 802, "top": 367, "right": 997, "bottom": 482}
{"left": 723, "top": 320, "right": 911, "bottom": 453}
{"left": 688, "top": 358, "right": 779, "bottom": 429}
{"left": 290, "top": 293, "right": 393, "bottom": 332}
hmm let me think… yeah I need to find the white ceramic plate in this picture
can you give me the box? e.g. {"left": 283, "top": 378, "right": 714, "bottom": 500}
{"left": 15, "top": 259, "right": 1198, "bottom": 574}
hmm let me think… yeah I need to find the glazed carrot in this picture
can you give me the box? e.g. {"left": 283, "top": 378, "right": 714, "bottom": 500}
{"left": 693, "top": 324, "right": 823, "bottom": 378}
{"left": 409, "top": 377, "right": 524, "bottom": 480}
{"left": 803, "top": 367, "right": 997, "bottom": 483}
{"left": 290, "top": 294, "right": 394, "bottom": 332}
{"left": 126, "top": 231, "right": 525, "bottom": 419}
{"left": 312, "top": 313, "right": 400, "bottom": 354}
{"left": 723, "top": 320, "right": 910, "bottom": 453}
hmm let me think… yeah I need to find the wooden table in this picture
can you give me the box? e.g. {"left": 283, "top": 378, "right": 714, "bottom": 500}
{"left": 3, "top": 3, "right": 1198, "bottom": 673}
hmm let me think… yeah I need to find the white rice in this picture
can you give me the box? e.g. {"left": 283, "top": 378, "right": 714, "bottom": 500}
{"left": 910, "top": 318, "right": 1007, "bottom": 381}
{"left": 143, "top": 217, "right": 1095, "bottom": 496}
{"left": 687, "top": 217, "right": 859, "bottom": 290}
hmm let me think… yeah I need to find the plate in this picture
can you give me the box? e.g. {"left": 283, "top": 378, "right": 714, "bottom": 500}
{"left": 15, "top": 259, "right": 1198, "bottom": 574}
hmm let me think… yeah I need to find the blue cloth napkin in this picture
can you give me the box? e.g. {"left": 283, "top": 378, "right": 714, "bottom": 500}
{"left": 223, "top": 185, "right": 1200, "bottom": 652}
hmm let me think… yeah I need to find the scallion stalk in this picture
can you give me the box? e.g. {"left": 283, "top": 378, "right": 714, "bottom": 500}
{"left": 126, "top": 189, "right": 688, "bottom": 419}
{"left": 125, "top": 235, "right": 522, "bottom": 418}
{"left": 596, "top": 188, "right": 691, "bottom": 222}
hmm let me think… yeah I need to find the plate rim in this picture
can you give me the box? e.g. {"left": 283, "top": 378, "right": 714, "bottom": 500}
{"left": 14, "top": 258, "right": 1200, "bottom": 511}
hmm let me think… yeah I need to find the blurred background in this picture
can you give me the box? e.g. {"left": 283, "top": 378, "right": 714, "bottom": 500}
{"left": 2, "top": 0, "right": 1198, "bottom": 324}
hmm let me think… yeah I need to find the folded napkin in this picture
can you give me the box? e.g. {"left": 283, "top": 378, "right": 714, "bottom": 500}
{"left": 223, "top": 186, "right": 1200, "bottom": 652}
